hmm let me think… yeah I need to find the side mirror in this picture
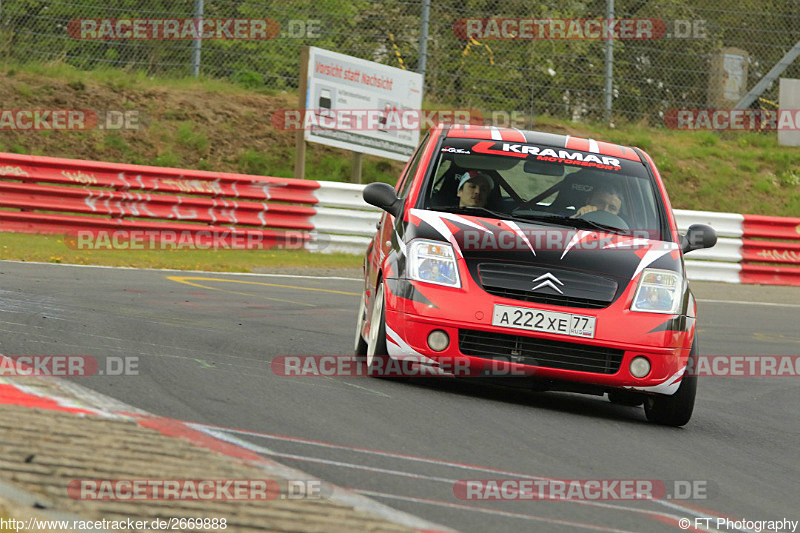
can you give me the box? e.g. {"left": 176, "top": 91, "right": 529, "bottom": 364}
{"left": 681, "top": 224, "right": 717, "bottom": 254}
{"left": 363, "top": 182, "right": 403, "bottom": 217}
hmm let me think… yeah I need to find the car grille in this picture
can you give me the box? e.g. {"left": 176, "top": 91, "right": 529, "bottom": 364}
{"left": 481, "top": 287, "right": 609, "bottom": 309}
{"left": 459, "top": 329, "right": 624, "bottom": 374}
{"left": 478, "top": 263, "right": 617, "bottom": 309}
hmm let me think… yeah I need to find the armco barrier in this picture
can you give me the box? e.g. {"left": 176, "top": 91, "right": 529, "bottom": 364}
{"left": 0, "top": 152, "right": 377, "bottom": 253}
{"left": 742, "top": 214, "right": 800, "bottom": 240}
{"left": 738, "top": 214, "right": 800, "bottom": 285}
{"left": 1, "top": 152, "right": 798, "bottom": 285}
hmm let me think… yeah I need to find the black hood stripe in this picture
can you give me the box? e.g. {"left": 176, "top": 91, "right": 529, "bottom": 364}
{"left": 386, "top": 279, "right": 437, "bottom": 308}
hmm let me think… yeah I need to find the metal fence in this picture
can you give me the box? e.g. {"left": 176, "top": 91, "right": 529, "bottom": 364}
{"left": 1, "top": 0, "right": 799, "bottom": 125}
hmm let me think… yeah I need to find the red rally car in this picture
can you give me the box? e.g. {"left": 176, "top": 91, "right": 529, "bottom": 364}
{"left": 354, "top": 124, "right": 716, "bottom": 426}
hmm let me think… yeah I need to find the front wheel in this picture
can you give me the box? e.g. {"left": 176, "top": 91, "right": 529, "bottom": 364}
{"left": 354, "top": 288, "right": 368, "bottom": 357}
{"left": 365, "top": 282, "right": 408, "bottom": 381}
{"left": 644, "top": 339, "right": 698, "bottom": 427}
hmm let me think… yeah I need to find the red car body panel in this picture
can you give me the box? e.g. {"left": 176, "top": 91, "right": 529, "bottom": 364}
{"left": 360, "top": 125, "right": 698, "bottom": 397}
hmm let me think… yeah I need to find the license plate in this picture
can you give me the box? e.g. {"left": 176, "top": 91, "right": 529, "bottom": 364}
{"left": 492, "top": 304, "right": 596, "bottom": 339}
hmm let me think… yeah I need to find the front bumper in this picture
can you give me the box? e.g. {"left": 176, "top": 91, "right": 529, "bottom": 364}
{"left": 384, "top": 279, "right": 693, "bottom": 395}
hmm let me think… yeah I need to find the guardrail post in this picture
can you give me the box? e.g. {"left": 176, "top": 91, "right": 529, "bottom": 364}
{"left": 351, "top": 153, "right": 363, "bottom": 184}
{"left": 294, "top": 47, "right": 309, "bottom": 179}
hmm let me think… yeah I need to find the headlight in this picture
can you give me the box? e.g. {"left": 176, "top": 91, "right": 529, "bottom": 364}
{"left": 631, "top": 269, "right": 682, "bottom": 314}
{"left": 407, "top": 240, "right": 461, "bottom": 288}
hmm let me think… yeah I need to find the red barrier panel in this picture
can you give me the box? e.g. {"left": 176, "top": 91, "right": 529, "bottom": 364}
{"left": 741, "top": 215, "right": 800, "bottom": 284}
{"left": 742, "top": 214, "right": 800, "bottom": 240}
{"left": 0, "top": 181, "right": 316, "bottom": 230}
{"left": 0, "top": 152, "right": 323, "bottom": 245}
{"left": 0, "top": 152, "right": 321, "bottom": 204}
{"left": 742, "top": 240, "right": 800, "bottom": 265}
{"left": 740, "top": 264, "right": 800, "bottom": 286}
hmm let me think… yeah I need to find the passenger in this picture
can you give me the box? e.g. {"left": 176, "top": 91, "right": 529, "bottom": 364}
{"left": 456, "top": 171, "right": 494, "bottom": 208}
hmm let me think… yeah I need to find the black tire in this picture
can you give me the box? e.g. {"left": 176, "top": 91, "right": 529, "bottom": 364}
{"left": 354, "top": 288, "right": 368, "bottom": 358}
{"left": 365, "top": 282, "right": 408, "bottom": 381}
{"left": 644, "top": 338, "right": 698, "bottom": 427}
{"left": 608, "top": 390, "right": 645, "bottom": 407}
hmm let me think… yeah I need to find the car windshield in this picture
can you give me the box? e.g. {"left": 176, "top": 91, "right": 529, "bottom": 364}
{"left": 421, "top": 138, "right": 666, "bottom": 240}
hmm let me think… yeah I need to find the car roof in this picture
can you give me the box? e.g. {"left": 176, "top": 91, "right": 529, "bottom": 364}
{"left": 441, "top": 124, "right": 642, "bottom": 162}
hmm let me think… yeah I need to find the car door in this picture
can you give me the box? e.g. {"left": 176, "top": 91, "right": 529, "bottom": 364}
{"left": 368, "top": 133, "right": 430, "bottom": 290}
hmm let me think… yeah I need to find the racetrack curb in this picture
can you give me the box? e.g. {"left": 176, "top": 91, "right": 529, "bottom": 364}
{"left": 0, "top": 373, "right": 451, "bottom": 532}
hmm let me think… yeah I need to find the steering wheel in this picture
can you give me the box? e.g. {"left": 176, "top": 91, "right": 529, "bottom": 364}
{"left": 578, "top": 209, "right": 630, "bottom": 231}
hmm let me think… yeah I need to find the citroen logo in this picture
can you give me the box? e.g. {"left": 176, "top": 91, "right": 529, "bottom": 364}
{"left": 532, "top": 272, "right": 564, "bottom": 294}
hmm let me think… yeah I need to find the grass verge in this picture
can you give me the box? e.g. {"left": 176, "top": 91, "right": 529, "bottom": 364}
{"left": 0, "top": 232, "right": 362, "bottom": 272}
{"left": 0, "top": 61, "right": 404, "bottom": 185}
{"left": 4, "top": 61, "right": 800, "bottom": 216}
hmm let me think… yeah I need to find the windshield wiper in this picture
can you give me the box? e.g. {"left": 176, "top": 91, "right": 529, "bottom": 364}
{"left": 510, "top": 213, "right": 630, "bottom": 235}
{"left": 435, "top": 205, "right": 515, "bottom": 221}
{"left": 570, "top": 217, "right": 630, "bottom": 235}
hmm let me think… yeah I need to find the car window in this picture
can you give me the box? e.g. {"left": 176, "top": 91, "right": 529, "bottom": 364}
{"left": 396, "top": 133, "right": 428, "bottom": 199}
{"left": 500, "top": 163, "right": 565, "bottom": 204}
{"left": 430, "top": 160, "right": 452, "bottom": 195}
{"left": 420, "top": 138, "right": 666, "bottom": 240}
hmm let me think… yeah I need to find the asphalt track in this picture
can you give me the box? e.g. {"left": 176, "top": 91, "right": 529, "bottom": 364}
{"left": 1, "top": 260, "right": 799, "bottom": 533}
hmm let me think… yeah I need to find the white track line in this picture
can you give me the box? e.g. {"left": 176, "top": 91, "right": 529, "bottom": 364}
{"left": 247, "top": 449, "right": 459, "bottom": 483}
{"left": 188, "top": 425, "right": 452, "bottom": 531}
{"left": 350, "top": 488, "right": 645, "bottom": 533}
{"left": 250, "top": 447, "right": 733, "bottom": 531}
{"left": 211, "top": 426, "right": 738, "bottom": 530}
{"left": 697, "top": 298, "right": 800, "bottom": 308}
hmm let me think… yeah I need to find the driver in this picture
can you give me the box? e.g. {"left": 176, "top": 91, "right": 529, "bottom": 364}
{"left": 457, "top": 171, "right": 494, "bottom": 208}
{"left": 571, "top": 184, "right": 622, "bottom": 218}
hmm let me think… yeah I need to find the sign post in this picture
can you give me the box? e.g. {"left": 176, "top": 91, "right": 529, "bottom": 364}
{"left": 294, "top": 46, "right": 309, "bottom": 180}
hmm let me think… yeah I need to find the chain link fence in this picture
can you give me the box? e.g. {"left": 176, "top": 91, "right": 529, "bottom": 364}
{"left": 1, "top": 0, "right": 799, "bottom": 125}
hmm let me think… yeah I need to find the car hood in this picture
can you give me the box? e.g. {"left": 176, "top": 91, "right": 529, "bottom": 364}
{"left": 406, "top": 209, "right": 682, "bottom": 306}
